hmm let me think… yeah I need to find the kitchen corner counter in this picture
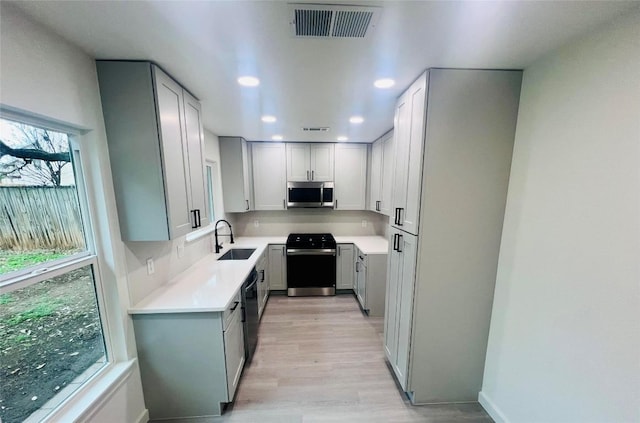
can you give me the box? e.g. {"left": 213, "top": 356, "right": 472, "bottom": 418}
{"left": 128, "top": 236, "right": 286, "bottom": 314}
{"left": 128, "top": 235, "right": 386, "bottom": 315}
{"left": 334, "top": 236, "right": 388, "bottom": 255}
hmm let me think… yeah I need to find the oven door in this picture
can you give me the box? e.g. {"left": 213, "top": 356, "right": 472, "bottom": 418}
{"left": 286, "top": 249, "right": 336, "bottom": 296}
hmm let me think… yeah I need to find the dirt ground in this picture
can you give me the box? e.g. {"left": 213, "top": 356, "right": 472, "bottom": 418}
{"left": 0, "top": 267, "right": 105, "bottom": 423}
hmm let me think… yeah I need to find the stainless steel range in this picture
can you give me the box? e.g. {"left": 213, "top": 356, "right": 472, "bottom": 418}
{"left": 286, "top": 233, "right": 337, "bottom": 296}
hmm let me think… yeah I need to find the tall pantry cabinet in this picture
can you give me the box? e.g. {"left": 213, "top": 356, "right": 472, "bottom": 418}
{"left": 384, "top": 69, "right": 522, "bottom": 404}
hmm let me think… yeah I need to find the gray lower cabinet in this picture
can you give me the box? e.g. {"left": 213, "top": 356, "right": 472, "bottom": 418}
{"left": 132, "top": 292, "right": 245, "bottom": 420}
{"left": 355, "top": 248, "right": 387, "bottom": 317}
{"left": 256, "top": 250, "right": 269, "bottom": 318}
{"left": 336, "top": 244, "right": 355, "bottom": 290}
{"left": 268, "top": 244, "right": 287, "bottom": 290}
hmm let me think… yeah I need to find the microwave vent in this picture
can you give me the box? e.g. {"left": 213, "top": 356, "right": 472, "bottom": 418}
{"left": 303, "top": 127, "right": 330, "bottom": 132}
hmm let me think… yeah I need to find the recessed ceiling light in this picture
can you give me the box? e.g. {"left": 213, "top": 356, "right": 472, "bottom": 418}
{"left": 261, "top": 115, "right": 277, "bottom": 123}
{"left": 272, "top": 135, "right": 283, "bottom": 141}
{"left": 337, "top": 136, "right": 348, "bottom": 142}
{"left": 374, "top": 78, "right": 395, "bottom": 89}
{"left": 237, "top": 76, "right": 260, "bottom": 87}
{"left": 349, "top": 116, "right": 364, "bottom": 124}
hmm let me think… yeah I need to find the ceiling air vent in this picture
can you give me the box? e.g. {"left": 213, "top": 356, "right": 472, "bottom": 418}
{"left": 290, "top": 3, "right": 381, "bottom": 39}
{"left": 303, "top": 127, "right": 330, "bottom": 132}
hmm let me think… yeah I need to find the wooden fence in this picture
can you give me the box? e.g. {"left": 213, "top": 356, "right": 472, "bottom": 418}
{"left": 0, "top": 187, "right": 85, "bottom": 250}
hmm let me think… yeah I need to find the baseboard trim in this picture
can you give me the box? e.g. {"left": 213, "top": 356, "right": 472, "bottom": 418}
{"left": 478, "top": 391, "right": 509, "bottom": 423}
{"left": 136, "top": 408, "right": 150, "bottom": 423}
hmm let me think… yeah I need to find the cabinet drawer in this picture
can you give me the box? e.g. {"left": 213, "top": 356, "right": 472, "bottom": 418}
{"left": 223, "top": 290, "right": 242, "bottom": 331}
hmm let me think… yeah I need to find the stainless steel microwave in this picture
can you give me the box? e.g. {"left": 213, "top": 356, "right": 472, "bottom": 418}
{"left": 287, "top": 181, "right": 334, "bottom": 208}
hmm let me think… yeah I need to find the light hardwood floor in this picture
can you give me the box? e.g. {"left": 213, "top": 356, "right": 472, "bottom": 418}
{"left": 214, "top": 295, "right": 493, "bottom": 422}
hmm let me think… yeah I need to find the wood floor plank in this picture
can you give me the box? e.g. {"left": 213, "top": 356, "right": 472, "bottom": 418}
{"left": 213, "top": 295, "right": 492, "bottom": 422}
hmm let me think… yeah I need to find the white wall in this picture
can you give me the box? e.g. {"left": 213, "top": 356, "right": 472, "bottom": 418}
{"left": 480, "top": 10, "right": 640, "bottom": 423}
{"left": 0, "top": 3, "right": 147, "bottom": 421}
{"left": 233, "top": 210, "right": 387, "bottom": 237}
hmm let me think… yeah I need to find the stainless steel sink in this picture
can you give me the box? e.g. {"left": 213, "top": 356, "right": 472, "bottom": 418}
{"left": 217, "top": 248, "right": 256, "bottom": 260}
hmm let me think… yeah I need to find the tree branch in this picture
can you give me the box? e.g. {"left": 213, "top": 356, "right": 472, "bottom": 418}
{"left": 0, "top": 139, "right": 70, "bottom": 162}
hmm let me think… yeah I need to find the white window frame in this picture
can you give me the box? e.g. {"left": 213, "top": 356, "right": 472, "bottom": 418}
{"left": 0, "top": 108, "right": 116, "bottom": 420}
{"left": 185, "top": 159, "right": 221, "bottom": 242}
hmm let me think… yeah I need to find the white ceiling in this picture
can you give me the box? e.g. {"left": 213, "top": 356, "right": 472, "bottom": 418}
{"left": 9, "top": 0, "right": 638, "bottom": 143}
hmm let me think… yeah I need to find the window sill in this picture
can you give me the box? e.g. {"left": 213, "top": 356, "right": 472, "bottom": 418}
{"left": 37, "top": 359, "right": 139, "bottom": 423}
{"left": 185, "top": 224, "right": 216, "bottom": 243}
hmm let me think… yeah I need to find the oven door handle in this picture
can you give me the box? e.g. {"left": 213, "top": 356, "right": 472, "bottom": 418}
{"left": 286, "top": 249, "right": 336, "bottom": 256}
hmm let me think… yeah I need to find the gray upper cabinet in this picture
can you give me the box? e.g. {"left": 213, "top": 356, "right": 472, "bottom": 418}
{"left": 369, "top": 130, "right": 394, "bottom": 216}
{"left": 97, "top": 61, "right": 208, "bottom": 241}
{"left": 183, "top": 91, "right": 210, "bottom": 228}
{"left": 219, "top": 137, "right": 252, "bottom": 213}
{"left": 286, "top": 143, "right": 334, "bottom": 181}
{"left": 391, "top": 72, "right": 428, "bottom": 235}
{"left": 251, "top": 143, "right": 286, "bottom": 210}
{"left": 334, "top": 144, "right": 367, "bottom": 210}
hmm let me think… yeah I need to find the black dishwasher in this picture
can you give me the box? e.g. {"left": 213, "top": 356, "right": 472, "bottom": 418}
{"left": 241, "top": 268, "right": 259, "bottom": 363}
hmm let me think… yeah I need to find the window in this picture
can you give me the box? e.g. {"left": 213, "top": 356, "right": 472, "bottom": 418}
{"left": 0, "top": 117, "right": 107, "bottom": 423}
{"left": 205, "top": 160, "right": 219, "bottom": 225}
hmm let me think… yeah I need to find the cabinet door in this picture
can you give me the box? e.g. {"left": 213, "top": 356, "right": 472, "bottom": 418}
{"left": 369, "top": 139, "right": 383, "bottom": 212}
{"left": 154, "top": 68, "right": 193, "bottom": 238}
{"left": 402, "top": 76, "right": 428, "bottom": 234}
{"left": 182, "top": 91, "right": 209, "bottom": 227}
{"left": 391, "top": 73, "right": 427, "bottom": 235}
{"left": 380, "top": 131, "right": 394, "bottom": 216}
{"left": 310, "top": 144, "right": 334, "bottom": 181}
{"left": 252, "top": 143, "right": 286, "bottom": 210}
{"left": 336, "top": 244, "right": 354, "bottom": 290}
{"left": 334, "top": 144, "right": 367, "bottom": 210}
{"left": 241, "top": 140, "right": 252, "bottom": 210}
{"left": 224, "top": 311, "right": 245, "bottom": 401}
{"left": 268, "top": 245, "right": 287, "bottom": 290}
{"left": 395, "top": 231, "right": 417, "bottom": 390}
{"left": 219, "top": 137, "right": 251, "bottom": 212}
{"left": 391, "top": 92, "right": 411, "bottom": 227}
{"left": 286, "top": 143, "right": 311, "bottom": 181}
{"left": 356, "top": 260, "right": 367, "bottom": 310}
{"left": 384, "top": 231, "right": 401, "bottom": 362}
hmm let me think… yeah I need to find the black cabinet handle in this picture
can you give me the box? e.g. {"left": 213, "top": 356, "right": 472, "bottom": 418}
{"left": 393, "top": 233, "right": 399, "bottom": 251}
{"left": 397, "top": 234, "right": 403, "bottom": 253}
{"left": 195, "top": 209, "right": 201, "bottom": 228}
{"left": 397, "top": 208, "right": 404, "bottom": 226}
{"left": 230, "top": 301, "right": 239, "bottom": 311}
{"left": 245, "top": 199, "right": 250, "bottom": 211}
{"left": 191, "top": 210, "right": 198, "bottom": 228}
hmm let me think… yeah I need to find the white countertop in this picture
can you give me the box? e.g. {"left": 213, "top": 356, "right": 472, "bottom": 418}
{"left": 334, "top": 236, "right": 388, "bottom": 255}
{"left": 128, "top": 235, "right": 386, "bottom": 315}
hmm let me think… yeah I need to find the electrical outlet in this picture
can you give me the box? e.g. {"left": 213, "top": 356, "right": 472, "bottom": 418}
{"left": 177, "top": 242, "right": 185, "bottom": 258}
{"left": 361, "top": 219, "right": 367, "bottom": 228}
{"left": 146, "top": 258, "right": 154, "bottom": 275}
{"left": 254, "top": 220, "right": 260, "bottom": 228}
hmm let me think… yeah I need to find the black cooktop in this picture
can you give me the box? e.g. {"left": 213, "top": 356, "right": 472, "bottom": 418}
{"left": 286, "top": 233, "right": 336, "bottom": 249}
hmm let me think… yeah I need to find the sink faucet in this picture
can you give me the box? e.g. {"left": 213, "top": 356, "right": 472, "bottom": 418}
{"left": 214, "top": 219, "right": 234, "bottom": 254}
